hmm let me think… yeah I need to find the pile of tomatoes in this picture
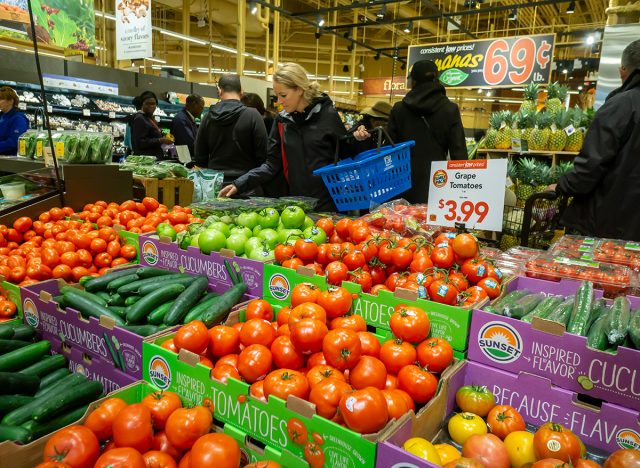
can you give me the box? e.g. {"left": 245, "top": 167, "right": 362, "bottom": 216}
{"left": 0, "top": 284, "right": 17, "bottom": 321}
{"left": 162, "top": 288, "right": 453, "bottom": 442}
{"left": 73, "top": 198, "right": 202, "bottom": 234}
{"left": 37, "top": 390, "right": 261, "bottom": 468}
{"left": 277, "top": 218, "right": 504, "bottom": 307}
{"left": 401, "top": 384, "right": 637, "bottom": 468}
{"left": 360, "top": 200, "right": 429, "bottom": 237}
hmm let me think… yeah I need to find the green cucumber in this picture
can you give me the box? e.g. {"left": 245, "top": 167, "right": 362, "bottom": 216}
{"left": 0, "top": 322, "right": 19, "bottom": 337}
{"left": 62, "top": 290, "right": 125, "bottom": 326}
{"left": 136, "top": 276, "right": 199, "bottom": 296}
{"left": 522, "top": 296, "right": 564, "bottom": 323}
{"left": 79, "top": 275, "right": 93, "bottom": 287}
{"left": 95, "top": 291, "right": 112, "bottom": 302}
{"left": 0, "top": 424, "right": 32, "bottom": 443}
{"left": 604, "top": 296, "right": 631, "bottom": 345}
{"left": 107, "top": 273, "right": 141, "bottom": 292}
{"left": 0, "top": 340, "right": 50, "bottom": 371}
{"left": 200, "top": 282, "right": 248, "bottom": 328}
{"left": 85, "top": 268, "right": 139, "bottom": 292}
{"left": 182, "top": 294, "right": 221, "bottom": 323}
{"left": 587, "top": 313, "right": 610, "bottom": 350}
{"left": 125, "top": 284, "right": 186, "bottom": 323}
{"left": 0, "top": 328, "right": 13, "bottom": 340}
{"left": 18, "top": 354, "right": 66, "bottom": 377}
{"left": 121, "top": 324, "right": 161, "bottom": 337}
{"left": 60, "top": 286, "right": 108, "bottom": 306}
{"left": 148, "top": 301, "right": 175, "bottom": 325}
{"left": 117, "top": 273, "right": 189, "bottom": 296}
{"left": 545, "top": 297, "right": 575, "bottom": 327}
{"left": 587, "top": 299, "right": 608, "bottom": 331}
{"left": 108, "top": 306, "right": 127, "bottom": 318}
{"left": 22, "top": 404, "right": 89, "bottom": 439}
{"left": 489, "top": 290, "right": 531, "bottom": 315}
{"left": 163, "top": 276, "right": 210, "bottom": 325}
{"left": 135, "top": 267, "right": 179, "bottom": 278}
{"left": 629, "top": 310, "right": 640, "bottom": 349}
{"left": 0, "top": 396, "right": 33, "bottom": 418}
{"left": 124, "top": 295, "right": 141, "bottom": 306}
{"left": 0, "top": 372, "right": 40, "bottom": 395}
{"left": 108, "top": 293, "right": 126, "bottom": 306}
{"left": 53, "top": 295, "right": 66, "bottom": 307}
{"left": 567, "top": 281, "right": 595, "bottom": 336}
{"left": 32, "top": 379, "right": 102, "bottom": 422}
{"left": 37, "top": 368, "right": 70, "bottom": 393}
{"left": 10, "top": 325, "right": 36, "bottom": 342}
{"left": 0, "top": 339, "right": 31, "bottom": 354}
{"left": 502, "top": 293, "right": 546, "bottom": 319}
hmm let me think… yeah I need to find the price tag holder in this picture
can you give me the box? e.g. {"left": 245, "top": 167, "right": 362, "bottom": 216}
{"left": 46, "top": 105, "right": 53, "bottom": 113}
{"left": 427, "top": 159, "right": 507, "bottom": 231}
{"left": 18, "top": 103, "right": 26, "bottom": 110}
{"left": 43, "top": 147, "right": 54, "bottom": 167}
{"left": 108, "top": 111, "right": 116, "bottom": 119}
{"left": 83, "top": 108, "right": 91, "bottom": 116}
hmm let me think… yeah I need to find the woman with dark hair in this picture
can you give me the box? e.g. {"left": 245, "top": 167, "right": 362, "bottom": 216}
{"left": 241, "top": 92, "right": 274, "bottom": 134}
{"left": 0, "top": 86, "right": 28, "bottom": 155}
{"left": 130, "top": 90, "right": 173, "bottom": 159}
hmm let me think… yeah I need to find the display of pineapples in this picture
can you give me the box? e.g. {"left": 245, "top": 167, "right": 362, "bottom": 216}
{"left": 535, "top": 164, "right": 552, "bottom": 193}
{"left": 564, "top": 107, "right": 585, "bottom": 152}
{"left": 546, "top": 82, "right": 569, "bottom": 117}
{"left": 515, "top": 157, "right": 539, "bottom": 202}
{"left": 520, "top": 83, "right": 540, "bottom": 114}
{"left": 495, "top": 111, "right": 513, "bottom": 149}
{"left": 552, "top": 160, "right": 574, "bottom": 181}
{"left": 500, "top": 233, "right": 520, "bottom": 250}
{"left": 484, "top": 112, "right": 502, "bottom": 149}
{"left": 529, "top": 112, "right": 552, "bottom": 151}
{"left": 548, "top": 109, "right": 570, "bottom": 151}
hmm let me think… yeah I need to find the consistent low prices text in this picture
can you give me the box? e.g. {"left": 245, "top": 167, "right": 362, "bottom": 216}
{"left": 427, "top": 159, "right": 507, "bottom": 231}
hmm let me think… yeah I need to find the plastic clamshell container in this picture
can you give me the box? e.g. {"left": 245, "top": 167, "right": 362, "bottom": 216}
{"left": 592, "top": 238, "right": 640, "bottom": 270}
{"left": 0, "top": 182, "right": 26, "bottom": 200}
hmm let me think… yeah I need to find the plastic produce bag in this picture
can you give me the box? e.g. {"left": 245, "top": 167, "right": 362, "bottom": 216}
{"left": 125, "top": 155, "right": 156, "bottom": 165}
{"left": 189, "top": 168, "right": 224, "bottom": 203}
{"left": 158, "top": 161, "right": 189, "bottom": 178}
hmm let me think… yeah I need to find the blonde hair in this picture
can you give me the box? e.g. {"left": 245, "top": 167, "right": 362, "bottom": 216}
{"left": 273, "top": 63, "right": 322, "bottom": 103}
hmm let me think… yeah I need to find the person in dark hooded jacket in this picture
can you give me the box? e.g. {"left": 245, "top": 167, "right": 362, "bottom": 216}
{"left": 355, "top": 60, "right": 467, "bottom": 203}
{"left": 218, "top": 63, "right": 356, "bottom": 211}
{"left": 553, "top": 39, "right": 640, "bottom": 241}
{"left": 193, "top": 75, "right": 267, "bottom": 196}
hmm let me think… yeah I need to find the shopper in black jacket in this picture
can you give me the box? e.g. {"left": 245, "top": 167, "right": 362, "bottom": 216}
{"left": 219, "top": 63, "right": 354, "bottom": 211}
{"left": 171, "top": 94, "right": 204, "bottom": 158}
{"left": 131, "top": 91, "right": 173, "bottom": 159}
{"left": 193, "top": 75, "right": 267, "bottom": 195}
{"left": 555, "top": 40, "right": 640, "bottom": 241}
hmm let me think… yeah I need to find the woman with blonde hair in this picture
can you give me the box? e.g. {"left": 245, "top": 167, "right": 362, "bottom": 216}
{"left": 219, "top": 62, "right": 355, "bottom": 211}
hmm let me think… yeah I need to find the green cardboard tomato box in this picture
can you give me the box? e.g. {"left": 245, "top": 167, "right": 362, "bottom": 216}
{"left": 262, "top": 263, "right": 474, "bottom": 352}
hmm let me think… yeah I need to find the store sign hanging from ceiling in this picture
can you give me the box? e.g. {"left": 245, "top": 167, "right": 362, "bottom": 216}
{"left": 407, "top": 34, "right": 555, "bottom": 88}
{"left": 115, "top": 0, "right": 152, "bottom": 60}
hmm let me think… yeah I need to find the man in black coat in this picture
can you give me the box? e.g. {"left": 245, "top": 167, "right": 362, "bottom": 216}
{"left": 193, "top": 75, "right": 268, "bottom": 195}
{"left": 388, "top": 60, "right": 467, "bottom": 203}
{"left": 170, "top": 94, "right": 204, "bottom": 158}
{"left": 553, "top": 39, "right": 640, "bottom": 241}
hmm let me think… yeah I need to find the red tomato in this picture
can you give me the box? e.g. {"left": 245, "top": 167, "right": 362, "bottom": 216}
{"left": 317, "top": 287, "right": 353, "bottom": 319}
{"left": 245, "top": 299, "right": 274, "bottom": 321}
{"left": 112, "top": 404, "right": 154, "bottom": 453}
{"left": 141, "top": 391, "right": 183, "bottom": 431}
{"left": 237, "top": 344, "right": 273, "bottom": 383}
{"left": 174, "top": 320, "right": 210, "bottom": 355}
{"left": 239, "top": 318, "right": 277, "bottom": 347}
{"left": 416, "top": 337, "right": 454, "bottom": 374}
{"left": 357, "top": 331, "right": 381, "bottom": 358}
{"left": 142, "top": 451, "right": 178, "bottom": 468}
{"left": 152, "top": 431, "right": 184, "bottom": 462}
{"left": 94, "top": 448, "right": 145, "bottom": 468}
{"left": 486, "top": 405, "right": 525, "bottom": 439}
{"left": 322, "top": 328, "right": 362, "bottom": 371}
{"left": 309, "top": 377, "right": 352, "bottom": 420}
{"left": 477, "top": 277, "right": 501, "bottom": 299}
{"left": 534, "top": 423, "right": 583, "bottom": 463}
{"left": 263, "top": 368, "right": 310, "bottom": 401}
{"left": 291, "top": 283, "right": 321, "bottom": 306}
{"left": 271, "top": 335, "right": 306, "bottom": 370}
{"left": 165, "top": 406, "right": 213, "bottom": 450}
{"left": 381, "top": 388, "right": 413, "bottom": 419}
{"left": 306, "top": 365, "right": 346, "bottom": 388}
{"left": 349, "top": 356, "right": 387, "bottom": 390}
{"left": 208, "top": 325, "right": 239, "bottom": 357}
{"left": 290, "top": 318, "right": 328, "bottom": 355}
{"left": 604, "top": 449, "right": 640, "bottom": 468}
{"left": 389, "top": 305, "right": 430, "bottom": 343}
{"left": 453, "top": 233, "right": 478, "bottom": 259}
{"left": 189, "top": 433, "right": 240, "bottom": 468}
{"left": 339, "top": 387, "right": 389, "bottom": 434}
{"left": 462, "top": 433, "right": 510, "bottom": 468}
{"left": 43, "top": 425, "right": 100, "bottom": 468}
{"left": 379, "top": 339, "right": 417, "bottom": 375}
{"left": 397, "top": 364, "right": 439, "bottom": 404}
{"left": 83, "top": 397, "right": 127, "bottom": 441}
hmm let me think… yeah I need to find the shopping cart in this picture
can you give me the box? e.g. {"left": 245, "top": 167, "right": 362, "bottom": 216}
{"left": 313, "top": 127, "right": 415, "bottom": 212}
{"left": 501, "top": 191, "right": 569, "bottom": 249}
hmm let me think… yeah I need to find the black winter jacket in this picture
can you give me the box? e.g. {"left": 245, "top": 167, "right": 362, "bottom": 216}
{"left": 194, "top": 100, "right": 268, "bottom": 190}
{"left": 233, "top": 95, "right": 353, "bottom": 212}
{"left": 131, "top": 113, "right": 165, "bottom": 159}
{"left": 170, "top": 109, "right": 198, "bottom": 158}
{"left": 387, "top": 81, "right": 467, "bottom": 203}
{"left": 558, "top": 67, "right": 640, "bottom": 241}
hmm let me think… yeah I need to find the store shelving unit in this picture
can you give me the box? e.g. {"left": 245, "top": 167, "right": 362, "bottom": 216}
{"left": 477, "top": 148, "right": 579, "bottom": 167}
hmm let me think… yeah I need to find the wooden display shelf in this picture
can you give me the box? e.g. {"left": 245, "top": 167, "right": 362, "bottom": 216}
{"left": 0, "top": 9, "right": 29, "bottom": 24}
{"left": 476, "top": 148, "right": 579, "bottom": 166}
{"left": 133, "top": 176, "right": 193, "bottom": 209}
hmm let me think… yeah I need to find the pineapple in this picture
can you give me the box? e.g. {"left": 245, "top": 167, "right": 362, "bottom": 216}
{"left": 564, "top": 108, "right": 584, "bottom": 152}
{"left": 520, "top": 111, "right": 536, "bottom": 144}
{"left": 554, "top": 160, "right": 574, "bottom": 180}
{"left": 546, "top": 82, "right": 568, "bottom": 117}
{"left": 516, "top": 157, "right": 538, "bottom": 202}
{"left": 506, "top": 159, "right": 517, "bottom": 190}
{"left": 520, "top": 83, "right": 540, "bottom": 114}
{"left": 495, "top": 111, "right": 513, "bottom": 150}
{"left": 535, "top": 164, "right": 552, "bottom": 193}
{"left": 485, "top": 112, "right": 502, "bottom": 149}
{"left": 529, "top": 112, "right": 552, "bottom": 151}
{"left": 548, "top": 109, "right": 570, "bottom": 151}
{"left": 500, "top": 234, "right": 520, "bottom": 250}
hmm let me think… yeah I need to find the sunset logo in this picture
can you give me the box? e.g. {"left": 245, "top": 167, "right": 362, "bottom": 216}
{"left": 23, "top": 298, "right": 39, "bottom": 328}
{"left": 433, "top": 169, "right": 448, "bottom": 188}
{"left": 142, "top": 240, "right": 159, "bottom": 266}
{"left": 148, "top": 355, "right": 172, "bottom": 390}
{"left": 477, "top": 321, "right": 523, "bottom": 363}
{"left": 269, "top": 273, "right": 290, "bottom": 301}
{"left": 616, "top": 429, "right": 640, "bottom": 450}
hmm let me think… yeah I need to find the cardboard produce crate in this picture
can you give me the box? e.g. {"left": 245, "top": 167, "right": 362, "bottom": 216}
{"left": 468, "top": 276, "right": 640, "bottom": 411}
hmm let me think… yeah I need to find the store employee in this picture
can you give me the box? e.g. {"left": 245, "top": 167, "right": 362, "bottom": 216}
{"left": 0, "top": 86, "right": 29, "bottom": 156}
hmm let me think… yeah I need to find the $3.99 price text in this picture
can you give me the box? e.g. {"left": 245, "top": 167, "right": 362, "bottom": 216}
{"left": 438, "top": 199, "right": 489, "bottom": 224}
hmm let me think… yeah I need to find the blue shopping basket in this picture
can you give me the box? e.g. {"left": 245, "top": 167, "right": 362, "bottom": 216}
{"left": 313, "top": 127, "right": 415, "bottom": 211}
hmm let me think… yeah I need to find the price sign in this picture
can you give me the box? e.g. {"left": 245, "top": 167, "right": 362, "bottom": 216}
{"left": 407, "top": 34, "right": 555, "bottom": 88}
{"left": 83, "top": 108, "right": 91, "bottom": 116}
{"left": 18, "top": 103, "right": 26, "bottom": 110}
{"left": 46, "top": 105, "right": 53, "bottom": 113}
{"left": 427, "top": 159, "right": 507, "bottom": 231}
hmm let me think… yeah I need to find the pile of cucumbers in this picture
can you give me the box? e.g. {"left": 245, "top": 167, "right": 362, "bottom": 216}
{"left": 58, "top": 264, "right": 248, "bottom": 337}
{"left": 0, "top": 322, "right": 103, "bottom": 444}
{"left": 486, "top": 281, "right": 640, "bottom": 351}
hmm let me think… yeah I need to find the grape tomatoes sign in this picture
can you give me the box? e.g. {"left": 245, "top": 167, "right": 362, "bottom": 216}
{"left": 407, "top": 34, "right": 555, "bottom": 88}
{"left": 427, "top": 159, "right": 507, "bottom": 231}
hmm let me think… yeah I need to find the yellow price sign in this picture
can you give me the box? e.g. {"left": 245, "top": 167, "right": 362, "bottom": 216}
{"left": 36, "top": 140, "right": 43, "bottom": 158}
{"left": 55, "top": 141, "right": 65, "bottom": 158}
{"left": 19, "top": 140, "right": 26, "bottom": 156}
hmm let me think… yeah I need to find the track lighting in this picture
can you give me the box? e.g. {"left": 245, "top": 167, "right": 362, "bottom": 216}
{"left": 403, "top": 21, "right": 412, "bottom": 33}
{"left": 249, "top": 2, "right": 258, "bottom": 15}
{"left": 376, "top": 5, "right": 386, "bottom": 19}
{"left": 566, "top": 1, "right": 575, "bottom": 14}
{"left": 317, "top": 15, "right": 325, "bottom": 27}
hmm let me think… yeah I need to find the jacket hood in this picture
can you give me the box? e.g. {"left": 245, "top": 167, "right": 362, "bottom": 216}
{"left": 209, "top": 99, "right": 245, "bottom": 125}
{"left": 606, "top": 67, "right": 640, "bottom": 101}
{"left": 280, "top": 93, "right": 334, "bottom": 122}
{"left": 402, "top": 81, "right": 449, "bottom": 115}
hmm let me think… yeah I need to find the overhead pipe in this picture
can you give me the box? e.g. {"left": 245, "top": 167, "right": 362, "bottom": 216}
{"left": 237, "top": 0, "right": 246, "bottom": 75}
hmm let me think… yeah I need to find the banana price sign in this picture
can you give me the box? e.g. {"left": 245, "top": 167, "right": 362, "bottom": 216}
{"left": 408, "top": 34, "right": 555, "bottom": 88}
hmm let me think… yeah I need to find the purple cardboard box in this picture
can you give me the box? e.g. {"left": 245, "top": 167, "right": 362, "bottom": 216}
{"left": 468, "top": 276, "right": 640, "bottom": 411}
{"left": 138, "top": 234, "right": 263, "bottom": 300}
{"left": 21, "top": 269, "right": 179, "bottom": 379}
{"left": 376, "top": 361, "right": 640, "bottom": 468}
{"left": 49, "top": 337, "right": 138, "bottom": 394}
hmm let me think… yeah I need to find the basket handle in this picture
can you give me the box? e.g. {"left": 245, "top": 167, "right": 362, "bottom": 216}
{"left": 333, "top": 126, "right": 396, "bottom": 165}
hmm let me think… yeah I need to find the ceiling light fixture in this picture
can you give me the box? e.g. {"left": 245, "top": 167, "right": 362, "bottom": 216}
{"left": 578, "top": 85, "right": 583, "bottom": 90}
{"left": 376, "top": 5, "right": 386, "bottom": 19}
{"left": 359, "top": 63, "right": 365, "bottom": 72}
{"left": 486, "top": 90, "right": 492, "bottom": 97}
{"left": 403, "top": 21, "right": 413, "bottom": 33}
{"left": 160, "top": 29, "right": 208, "bottom": 45}
{"left": 586, "top": 35, "right": 595, "bottom": 45}
{"left": 249, "top": 1, "right": 258, "bottom": 15}
{"left": 317, "top": 15, "right": 325, "bottom": 27}
{"left": 145, "top": 56, "right": 166, "bottom": 64}
{"left": 566, "top": 1, "right": 575, "bottom": 14}
{"left": 508, "top": 8, "right": 517, "bottom": 20}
